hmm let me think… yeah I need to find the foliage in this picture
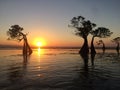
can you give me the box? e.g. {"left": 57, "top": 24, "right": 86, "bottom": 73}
{"left": 91, "top": 27, "right": 113, "bottom": 38}
{"left": 69, "top": 16, "right": 96, "bottom": 38}
{"left": 7, "top": 25, "right": 24, "bottom": 42}
{"left": 112, "top": 37, "right": 120, "bottom": 44}
{"left": 97, "top": 40, "right": 104, "bottom": 45}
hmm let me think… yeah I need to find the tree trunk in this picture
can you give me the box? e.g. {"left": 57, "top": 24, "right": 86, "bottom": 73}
{"left": 90, "top": 36, "right": 96, "bottom": 66}
{"left": 116, "top": 43, "right": 119, "bottom": 56}
{"left": 23, "top": 41, "right": 27, "bottom": 55}
{"left": 102, "top": 43, "right": 105, "bottom": 53}
{"left": 91, "top": 36, "right": 96, "bottom": 54}
{"left": 79, "top": 36, "right": 89, "bottom": 67}
{"left": 25, "top": 38, "right": 32, "bottom": 55}
{"left": 91, "top": 53, "right": 96, "bottom": 66}
{"left": 82, "top": 54, "right": 89, "bottom": 67}
{"left": 22, "top": 35, "right": 32, "bottom": 55}
{"left": 79, "top": 36, "right": 89, "bottom": 54}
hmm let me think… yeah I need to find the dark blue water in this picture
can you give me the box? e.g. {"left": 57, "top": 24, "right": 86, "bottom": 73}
{"left": 0, "top": 49, "right": 120, "bottom": 90}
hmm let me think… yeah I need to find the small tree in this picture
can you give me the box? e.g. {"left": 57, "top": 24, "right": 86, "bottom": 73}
{"left": 91, "top": 27, "right": 113, "bottom": 54}
{"left": 112, "top": 37, "right": 120, "bottom": 55}
{"left": 7, "top": 25, "right": 32, "bottom": 55}
{"left": 97, "top": 40, "right": 105, "bottom": 53}
{"left": 69, "top": 16, "right": 96, "bottom": 55}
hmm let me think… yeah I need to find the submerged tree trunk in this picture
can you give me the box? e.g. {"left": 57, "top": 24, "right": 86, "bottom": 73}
{"left": 116, "top": 43, "right": 119, "bottom": 56}
{"left": 79, "top": 35, "right": 89, "bottom": 67}
{"left": 80, "top": 53, "right": 89, "bottom": 67}
{"left": 91, "top": 53, "right": 96, "bottom": 66}
{"left": 23, "top": 41, "right": 28, "bottom": 61}
{"left": 91, "top": 36, "right": 96, "bottom": 54}
{"left": 25, "top": 37, "right": 32, "bottom": 55}
{"left": 90, "top": 36, "right": 96, "bottom": 66}
{"left": 22, "top": 34, "right": 32, "bottom": 55}
{"left": 23, "top": 40, "right": 27, "bottom": 55}
{"left": 102, "top": 43, "right": 105, "bottom": 53}
{"left": 79, "top": 36, "right": 89, "bottom": 55}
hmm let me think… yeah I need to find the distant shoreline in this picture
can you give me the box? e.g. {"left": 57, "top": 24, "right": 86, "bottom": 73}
{"left": 0, "top": 45, "right": 118, "bottom": 50}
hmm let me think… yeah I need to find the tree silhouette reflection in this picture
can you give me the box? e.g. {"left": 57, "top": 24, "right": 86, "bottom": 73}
{"left": 91, "top": 53, "right": 96, "bottom": 66}
{"left": 80, "top": 52, "right": 89, "bottom": 67}
{"left": 8, "top": 55, "right": 29, "bottom": 84}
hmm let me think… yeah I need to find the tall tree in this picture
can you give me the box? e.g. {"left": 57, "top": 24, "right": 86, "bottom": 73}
{"left": 7, "top": 25, "right": 32, "bottom": 55}
{"left": 91, "top": 27, "right": 113, "bottom": 54}
{"left": 69, "top": 16, "right": 96, "bottom": 55}
{"left": 112, "top": 37, "right": 120, "bottom": 55}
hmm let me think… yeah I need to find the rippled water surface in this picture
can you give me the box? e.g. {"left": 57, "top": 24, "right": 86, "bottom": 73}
{"left": 0, "top": 49, "right": 120, "bottom": 90}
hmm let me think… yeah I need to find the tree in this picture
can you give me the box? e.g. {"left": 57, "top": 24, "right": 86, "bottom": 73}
{"left": 69, "top": 16, "right": 96, "bottom": 55}
{"left": 7, "top": 25, "right": 32, "bottom": 55}
{"left": 97, "top": 40, "right": 105, "bottom": 53}
{"left": 112, "top": 37, "right": 120, "bottom": 55}
{"left": 91, "top": 27, "right": 113, "bottom": 54}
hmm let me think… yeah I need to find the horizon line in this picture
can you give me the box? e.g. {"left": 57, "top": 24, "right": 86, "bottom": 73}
{"left": 0, "top": 44, "right": 118, "bottom": 49}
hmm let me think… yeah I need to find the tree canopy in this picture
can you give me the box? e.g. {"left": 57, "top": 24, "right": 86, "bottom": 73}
{"left": 91, "top": 27, "right": 113, "bottom": 38}
{"left": 112, "top": 37, "right": 120, "bottom": 44}
{"left": 7, "top": 25, "right": 24, "bottom": 42}
{"left": 69, "top": 16, "right": 96, "bottom": 38}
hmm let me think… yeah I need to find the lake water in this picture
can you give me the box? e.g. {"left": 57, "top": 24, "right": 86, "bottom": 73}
{"left": 0, "top": 48, "right": 120, "bottom": 90}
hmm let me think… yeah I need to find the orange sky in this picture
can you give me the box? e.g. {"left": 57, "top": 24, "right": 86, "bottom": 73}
{"left": 0, "top": 0, "right": 120, "bottom": 47}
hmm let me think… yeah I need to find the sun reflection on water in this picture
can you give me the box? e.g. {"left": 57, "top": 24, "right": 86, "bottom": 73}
{"left": 37, "top": 47, "right": 44, "bottom": 56}
{"left": 38, "top": 47, "right": 41, "bottom": 56}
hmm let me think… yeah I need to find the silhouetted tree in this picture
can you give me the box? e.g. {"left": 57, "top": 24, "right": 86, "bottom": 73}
{"left": 7, "top": 25, "right": 32, "bottom": 55}
{"left": 97, "top": 40, "right": 105, "bottom": 53}
{"left": 112, "top": 37, "right": 120, "bottom": 55}
{"left": 69, "top": 16, "right": 96, "bottom": 55}
{"left": 91, "top": 27, "right": 113, "bottom": 54}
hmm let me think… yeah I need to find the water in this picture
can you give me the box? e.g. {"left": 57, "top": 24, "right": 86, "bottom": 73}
{"left": 0, "top": 48, "right": 120, "bottom": 90}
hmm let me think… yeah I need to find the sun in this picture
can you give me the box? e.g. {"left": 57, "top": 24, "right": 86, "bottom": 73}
{"left": 37, "top": 42, "right": 42, "bottom": 47}
{"left": 32, "top": 38, "right": 47, "bottom": 47}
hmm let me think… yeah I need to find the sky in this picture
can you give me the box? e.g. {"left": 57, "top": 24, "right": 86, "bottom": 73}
{"left": 0, "top": 0, "right": 120, "bottom": 47}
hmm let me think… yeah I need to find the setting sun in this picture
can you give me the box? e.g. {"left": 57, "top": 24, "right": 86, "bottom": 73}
{"left": 32, "top": 38, "right": 47, "bottom": 47}
{"left": 37, "top": 42, "right": 42, "bottom": 47}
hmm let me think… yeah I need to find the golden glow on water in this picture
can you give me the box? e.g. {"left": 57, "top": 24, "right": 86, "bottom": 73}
{"left": 38, "top": 48, "right": 41, "bottom": 56}
{"left": 37, "top": 48, "right": 44, "bottom": 56}
{"left": 37, "top": 74, "right": 42, "bottom": 77}
{"left": 32, "top": 48, "right": 45, "bottom": 63}
{"left": 36, "top": 66, "right": 41, "bottom": 69}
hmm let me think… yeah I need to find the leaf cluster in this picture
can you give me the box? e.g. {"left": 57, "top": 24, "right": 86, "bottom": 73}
{"left": 112, "top": 37, "right": 120, "bottom": 44}
{"left": 7, "top": 25, "right": 24, "bottom": 41}
{"left": 91, "top": 27, "right": 113, "bottom": 38}
{"left": 96, "top": 40, "right": 104, "bottom": 45}
{"left": 70, "top": 16, "right": 96, "bottom": 38}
